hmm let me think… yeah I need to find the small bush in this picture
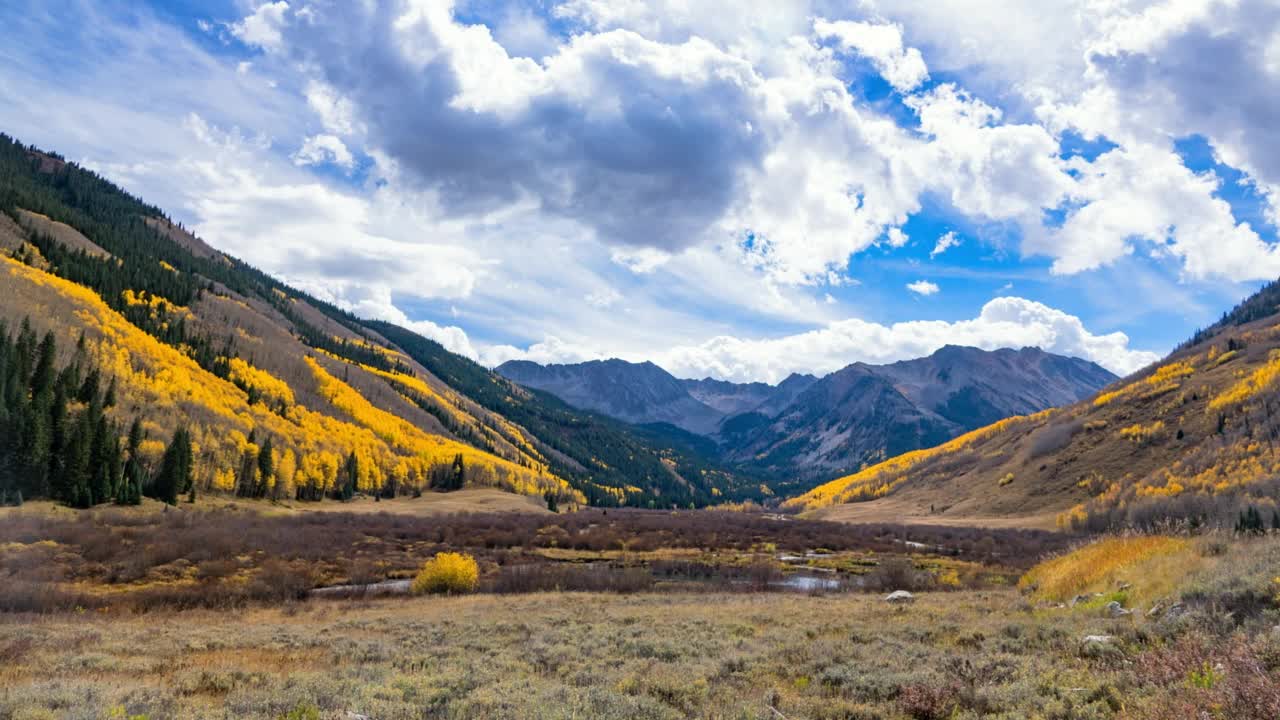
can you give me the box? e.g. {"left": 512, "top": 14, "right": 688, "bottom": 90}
{"left": 411, "top": 552, "right": 479, "bottom": 595}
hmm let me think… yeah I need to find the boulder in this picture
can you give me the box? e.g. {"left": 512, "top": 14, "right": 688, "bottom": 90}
{"left": 885, "top": 590, "right": 916, "bottom": 604}
{"left": 1081, "top": 634, "right": 1114, "bottom": 645}
{"left": 1103, "top": 601, "right": 1131, "bottom": 618}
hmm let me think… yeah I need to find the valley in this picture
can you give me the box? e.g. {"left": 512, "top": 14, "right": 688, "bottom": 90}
{"left": 2, "top": 59, "right": 1280, "bottom": 720}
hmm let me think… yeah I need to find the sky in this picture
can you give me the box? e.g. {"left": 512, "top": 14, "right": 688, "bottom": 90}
{"left": 2, "top": 0, "right": 1279, "bottom": 383}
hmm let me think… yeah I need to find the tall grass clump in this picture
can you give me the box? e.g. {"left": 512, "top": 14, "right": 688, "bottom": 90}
{"left": 1019, "top": 535, "right": 1192, "bottom": 602}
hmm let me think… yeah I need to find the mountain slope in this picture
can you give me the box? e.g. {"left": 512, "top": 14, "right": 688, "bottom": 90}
{"left": 369, "top": 323, "right": 761, "bottom": 506}
{"left": 789, "top": 300, "right": 1280, "bottom": 531}
{"left": 0, "top": 132, "right": 750, "bottom": 508}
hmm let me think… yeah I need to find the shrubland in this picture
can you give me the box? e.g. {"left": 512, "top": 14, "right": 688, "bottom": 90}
{"left": 0, "top": 533, "right": 1274, "bottom": 720}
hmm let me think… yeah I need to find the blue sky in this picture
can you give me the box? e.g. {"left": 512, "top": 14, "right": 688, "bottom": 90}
{"left": 3, "top": 0, "right": 1279, "bottom": 382}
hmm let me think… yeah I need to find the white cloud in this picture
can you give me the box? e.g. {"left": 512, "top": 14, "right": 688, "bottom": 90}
{"left": 2, "top": 0, "right": 1264, "bottom": 392}
{"left": 1039, "top": 143, "right": 1280, "bottom": 280}
{"left": 655, "top": 296, "right": 1159, "bottom": 383}
{"left": 611, "top": 247, "right": 671, "bottom": 274}
{"left": 815, "top": 18, "right": 929, "bottom": 92}
{"left": 906, "top": 279, "right": 939, "bottom": 296}
{"left": 930, "top": 231, "right": 959, "bottom": 258}
{"left": 292, "top": 134, "right": 354, "bottom": 169}
{"left": 231, "top": 1, "right": 290, "bottom": 51}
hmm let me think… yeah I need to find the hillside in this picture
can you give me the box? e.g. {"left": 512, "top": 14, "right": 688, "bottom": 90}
{"left": 0, "top": 133, "right": 750, "bottom": 509}
{"left": 789, "top": 296, "right": 1280, "bottom": 531}
{"left": 368, "top": 323, "right": 760, "bottom": 506}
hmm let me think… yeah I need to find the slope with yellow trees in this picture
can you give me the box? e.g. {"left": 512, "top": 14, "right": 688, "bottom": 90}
{"left": 789, "top": 288, "right": 1280, "bottom": 531}
{"left": 0, "top": 255, "right": 580, "bottom": 503}
{"left": 0, "top": 132, "right": 745, "bottom": 508}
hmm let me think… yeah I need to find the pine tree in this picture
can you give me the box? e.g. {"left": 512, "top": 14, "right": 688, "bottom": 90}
{"left": 257, "top": 437, "right": 274, "bottom": 498}
{"left": 341, "top": 450, "right": 358, "bottom": 501}
{"left": 30, "top": 331, "right": 57, "bottom": 397}
{"left": 116, "top": 419, "right": 145, "bottom": 506}
{"left": 152, "top": 427, "right": 192, "bottom": 505}
{"left": 451, "top": 453, "right": 465, "bottom": 491}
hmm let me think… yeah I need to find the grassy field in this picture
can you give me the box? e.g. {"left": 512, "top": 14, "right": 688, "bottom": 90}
{"left": 1, "top": 497, "right": 1277, "bottom": 719}
{"left": 805, "top": 496, "right": 1062, "bottom": 530}
{"left": 0, "top": 590, "right": 1168, "bottom": 720}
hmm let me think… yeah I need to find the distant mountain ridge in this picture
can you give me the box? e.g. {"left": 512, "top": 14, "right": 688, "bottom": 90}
{"left": 730, "top": 346, "right": 1118, "bottom": 480}
{"left": 497, "top": 346, "right": 1116, "bottom": 491}
{"left": 497, "top": 359, "right": 726, "bottom": 434}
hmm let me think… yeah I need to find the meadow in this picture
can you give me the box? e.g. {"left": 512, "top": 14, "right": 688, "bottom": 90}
{"left": 0, "top": 499, "right": 1067, "bottom": 613}
{"left": 1, "top": 499, "right": 1278, "bottom": 719}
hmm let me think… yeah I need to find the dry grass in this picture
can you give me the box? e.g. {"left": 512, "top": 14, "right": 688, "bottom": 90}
{"left": 15, "top": 208, "right": 112, "bottom": 259}
{"left": 806, "top": 496, "right": 1063, "bottom": 530}
{"left": 0, "top": 590, "right": 1128, "bottom": 720}
{"left": 1019, "top": 535, "right": 1195, "bottom": 604}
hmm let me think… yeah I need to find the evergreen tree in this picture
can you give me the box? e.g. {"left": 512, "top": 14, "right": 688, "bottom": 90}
{"left": 341, "top": 450, "right": 358, "bottom": 501}
{"left": 451, "top": 453, "right": 465, "bottom": 491}
{"left": 257, "top": 437, "right": 274, "bottom": 498}
{"left": 152, "top": 427, "right": 193, "bottom": 505}
{"left": 116, "top": 418, "right": 145, "bottom": 506}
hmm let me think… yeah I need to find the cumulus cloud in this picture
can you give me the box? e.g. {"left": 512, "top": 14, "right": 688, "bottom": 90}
{"left": 930, "top": 231, "right": 959, "bottom": 257}
{"left": 484, "top": 295, "right": 1157, "bottom": 383}
{"left": 1040, "top": 143, "right": 1280, "bottom": 279}
{"left": 906, "top": 279, "right": 940, "bottom": 296}
{"left": 815, "top": 19, "right": 929, "bottom": 92}
{"left": 656, "top": 296, "right": 1159, "bottom": 383}
{"left": 13, "top": 0, "right": 1275, "bottom": 388}
{"left": 230, "top": 1, "right": 290, "bottom": 51}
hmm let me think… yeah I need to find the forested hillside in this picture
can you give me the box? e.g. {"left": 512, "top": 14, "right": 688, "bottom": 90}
{"left": 789, "top": 293, "right": 1280, "bottom": 532}
{"left": 0, "top": 133, "right": 748, "bottom": 509}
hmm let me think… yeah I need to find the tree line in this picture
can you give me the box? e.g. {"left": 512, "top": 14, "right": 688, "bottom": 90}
{"left": 0, "top": 318, "right": 192, "bottom": 507}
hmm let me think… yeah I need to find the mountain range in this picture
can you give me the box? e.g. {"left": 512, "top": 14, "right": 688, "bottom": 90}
{"left": 498, "top": 346, "right": 1117, "bottom": 488}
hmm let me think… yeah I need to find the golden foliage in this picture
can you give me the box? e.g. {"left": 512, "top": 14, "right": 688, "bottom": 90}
{"left": 1209, "top": 349, "right": 1280, "bottom": 410}
{"left": 1019, "top": 536, "right": 1193, "bottom": 604}
{"left": 226, "top": 357, "right": 295, "bottom": 407}
{"left": 306, "top": 357, "right": 580, "bottom": 500}
{"left": 411, "top": 552, "right": 479, "bottom": 594}
{"left": 1119, "top": 420, "right": 1165, "bottom": 444}
{"left": 787, "top": 411, "right": 1052, "bottom": 510}
{"left": 0, "top": 256, "right": 581, "bottom": 504}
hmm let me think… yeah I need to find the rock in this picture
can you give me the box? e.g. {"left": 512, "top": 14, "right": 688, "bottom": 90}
{"left": 1070, "top": 592, "right": 1101, "bottom": 608}
{"left": 885, "top": 590, "right": 916, "bottom": 604}
{"left": 1103, "top": 601, "right": 1131, "bottom": 618}
{"left": 1146, "top": 603, "right": 1164, "bottom": 618}
{"left": 1117, "top": 582, "right": 1131, "bottom": 591}
{"left": 1081, "top": 634, "right": 1114, "bottom": 645}
{"left": 346, "top": 713, "right": 371, "bottom": 720}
